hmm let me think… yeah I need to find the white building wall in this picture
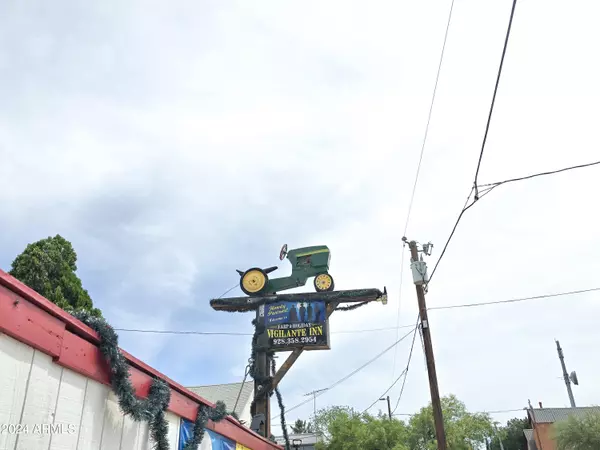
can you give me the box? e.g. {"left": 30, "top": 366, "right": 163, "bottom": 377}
{"left": 0, "top": 332, "right": 182, "bottom": 450}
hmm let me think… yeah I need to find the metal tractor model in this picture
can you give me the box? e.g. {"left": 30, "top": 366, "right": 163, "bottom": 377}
{"left": 236, "top": 244, "right": 335, "bottom": 296}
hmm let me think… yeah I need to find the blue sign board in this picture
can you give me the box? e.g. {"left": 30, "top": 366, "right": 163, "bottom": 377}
{"left": 263, "top": 300, "right": 330, "bottom": 352}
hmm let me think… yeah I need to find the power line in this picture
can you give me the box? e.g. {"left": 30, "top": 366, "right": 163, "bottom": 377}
{"left": 114, "top": 324, "right": 416, "bottom": 336}
{"left": 428, "top": 187, "right": 479, "bottom": 283}
{"left": 273, "top": 327, "right": 416, "bottom": 419}
{"left": 363, "top": 368, "right": 407, "bottom": 414}
{"left": 474, "top": 160, "right": 600, "bottom": 202}
{"left": 429, "top": 0, "right": 596, "bottom": 286}
{"left": 116, "top": 285, "right": 600, "bottom": 336}
{"left": 473, "top": 0, "right": 518, "bottom": 195}
{"left": 218, "top": 283, "right": 239, "bottom": 299}
{"left": 427, "top": 287, "right": 600, "bottom": 311}
{"left": 273, "top": 284, "right": 587, "bottom": 422}
{"left": 334, "top": 325, "right": 415, "bottom": 334}
{"left": 232, "top": 365, "right": 251, "bottom": 413}
{"left": 482, "top": 408, "right": 527, "bottom": 414}
{"left": 393, "top": 408, "right": 525, "bottom": 417}
{"left": 392, "top": 315, "right": 420, "bottom": 415}
{"left": 429, "top": 158, "right": 600, "bottom": 284}
{"left": 391, "top": 245, "right": 408, "bottom": 380}
{"left": 429, "top": 0, "right": 519, "bottom": 284}
{"left": 115, "top": 329, "right": 252, "bottom": 336}
{"left": 478, "top": 160, "right": 600, "bottom": 191}
{"left": 403, "top": 0, "right": 456, "bottom": 235}
{"left": 393, "top": 0, "right": 457, "bottom": 387}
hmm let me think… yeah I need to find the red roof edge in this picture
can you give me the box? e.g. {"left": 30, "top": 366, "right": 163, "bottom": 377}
{"left": 0, "top": 269, "right": 281, "bottom": 450}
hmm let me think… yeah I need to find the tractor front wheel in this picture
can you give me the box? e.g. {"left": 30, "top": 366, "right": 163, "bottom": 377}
{"left": 240, "top": 268, "right": 269, "bottom": 296}
{"left": 314, "top": 273, "right": 334, "bottom": 292}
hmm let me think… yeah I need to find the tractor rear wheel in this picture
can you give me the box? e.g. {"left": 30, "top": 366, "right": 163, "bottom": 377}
{"left": 314, "top": 273, "right": 334, "bottom": 292}
{"left": 240, "top": 268, "right": 269, "bottom": 296}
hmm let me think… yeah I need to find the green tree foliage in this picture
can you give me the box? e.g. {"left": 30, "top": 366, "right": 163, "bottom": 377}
{"left": 291, "top": 419, "right": 313, "bottom": 434}
{"left": 407, "top": 395, "right": 494, "bottom": 450}
{"left": 10, "top": 235, "right": 102, "bottom": 317}
{"left": 312, "top": 396, "right": 496, "bottom": 450}
{"left": 554, "top": 410, "right": 600, "bottom": 450}
{"left": 313, "top": 406, "right": 409, "bottom": 450}
{"left": 489, "top": 417, "right": 528, "bottom": 450}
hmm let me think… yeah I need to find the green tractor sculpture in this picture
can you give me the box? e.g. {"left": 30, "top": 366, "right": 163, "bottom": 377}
{"left": 236, "top": 245, "right": 335, "bottom": 296}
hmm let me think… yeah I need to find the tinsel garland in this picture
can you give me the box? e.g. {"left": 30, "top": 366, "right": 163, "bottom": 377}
{"left": 335, "top": 300, "right": 369, "bottom": 311}
{"left": 150, "top": 410, "right": 170, "bottom": 450}
{"left": 182, "top": 401, "right": 229, "bottom": 450}
{"left": 71, "top": 310, "right": 233, "bottom": 450}
{"left": 271, "top": 358, "right": 290, "bottom": 450}
{"left": 71, "top": 310, "right": 172, "bottom": 450}
{"left": 210, "top": 288, "right": 383, "bottom": 312}
{"left": 248, "top": 319, "right": 291, "bottom": 450}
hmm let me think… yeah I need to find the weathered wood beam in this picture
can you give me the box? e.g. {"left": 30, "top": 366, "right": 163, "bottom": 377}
{"left": 210, "top": 287, "right": 386, "bottom": 312}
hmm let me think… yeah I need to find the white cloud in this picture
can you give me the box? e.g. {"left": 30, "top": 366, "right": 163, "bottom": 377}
{"left": 1, "top": 0, "right": 599, "bottom": 439}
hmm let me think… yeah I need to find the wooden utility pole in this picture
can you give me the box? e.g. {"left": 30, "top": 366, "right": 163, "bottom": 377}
{"left": 408, "top": 240, "right": 447, "bottom": 450}
{"left": 251, "top": 305, "right": 272, "bottom": 438}
{"left": 384, "top": 395, "right": 392, "bottom": 420}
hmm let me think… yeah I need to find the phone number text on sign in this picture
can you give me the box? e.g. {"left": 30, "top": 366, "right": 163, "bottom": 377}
{"left": 272, "top": 336, "right": 318, "bottom": 346}
{"left": 0, "top": 424, "right": 77, "bottom": 435}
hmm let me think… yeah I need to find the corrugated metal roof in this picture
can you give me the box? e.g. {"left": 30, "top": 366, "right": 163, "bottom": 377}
{"left": 528, "top": 406, "right": 600, "bottom": 424}
{"left": 187, "top": 381, "right": 254, "bottom": 417}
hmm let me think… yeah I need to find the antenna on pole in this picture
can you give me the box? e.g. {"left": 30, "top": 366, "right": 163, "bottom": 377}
{"left": 569, "top": 371, "right": 579, "bottom": 386}
{"left": 555, "top": 340, "right": 577, "bottom": 407}
{"left": 304, "top": 388, "right": 328, "bottom": 420}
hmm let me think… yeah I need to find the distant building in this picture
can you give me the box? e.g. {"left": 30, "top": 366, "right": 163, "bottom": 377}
{"left": 187, "top": 381, "right": 254, "bottom": 427}
{"left": 275, "top": 433, "right": 319, "bottom": 450}
{"left": 524, "top": 406, "right": 600, "bottom": 450}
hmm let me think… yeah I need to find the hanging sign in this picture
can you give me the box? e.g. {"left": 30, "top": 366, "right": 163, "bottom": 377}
{"left": 263, "top": 300, "right": 330, "bottom": 352}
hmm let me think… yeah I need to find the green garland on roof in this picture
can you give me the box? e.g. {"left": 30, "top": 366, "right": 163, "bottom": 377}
{"left": 71, "top": 310, "right": 234, "bottom": 450}
{"left": 72, "top": 310, "right": 172, "bottom": 450}
{"left": 183, "top": 401, "right": 229, "bottom": 450}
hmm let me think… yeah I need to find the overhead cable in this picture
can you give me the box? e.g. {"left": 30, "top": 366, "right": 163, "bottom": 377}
{"left": 430, "top": 158, "right": 600, "bottom": 284}
{"left": 473, "top": 0, "right": 519, "bottom": 197}
{"left": 392, "top": 315, "right": 420, "bottom": 415}
{"left": 427, "top": 287, "right": 600, "bottom": 311}
{"left": 363, "top": 367, "right": 407, "bottom": 414}
{"left": 429, "top": 0, "right": 519, "bottom": 282}
{"left": 478, "top": 160, "right": 600, "bottom": 193}
{"left": 393, "top": 407, "right": 526, "bottom": 417}
{"left": 114, "top": 324, "right": 416, "bottom": 336}
{"left": 272, "top": 327, "right": 416, "bottom": 419}
{"left": 393, "top": 0, "right": 457, "bottom": 384}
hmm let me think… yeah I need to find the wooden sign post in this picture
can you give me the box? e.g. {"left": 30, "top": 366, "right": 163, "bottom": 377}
{"left": 210, "top": 288, "right": 387, "bottom": 440}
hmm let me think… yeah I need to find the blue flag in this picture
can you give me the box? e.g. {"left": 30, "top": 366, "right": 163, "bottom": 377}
{"left": 179, "top": 419, "right": 236, "bottom": 450}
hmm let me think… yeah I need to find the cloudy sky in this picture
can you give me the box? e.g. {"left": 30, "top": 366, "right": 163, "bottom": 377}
{"left": 2, "top": 0, "right": 600, "bottom": 436}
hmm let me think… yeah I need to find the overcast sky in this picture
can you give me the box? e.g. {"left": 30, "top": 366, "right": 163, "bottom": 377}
{"left": 2, "top": 0, "right": 600, "bottom": 436}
